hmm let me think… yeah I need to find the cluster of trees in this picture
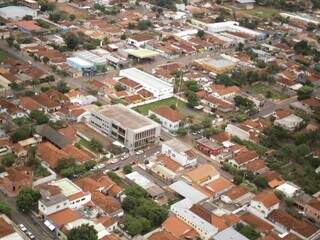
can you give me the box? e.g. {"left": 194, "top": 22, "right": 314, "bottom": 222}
{"left": 55, "top": 158, "right": 96, "bottom": 179}
{"left": 62, "top": 32, "right": 100, "bottom": 51}
{"left": 190, "top": 117, "right": 220, "bottom": 138}
{"left": 67, "top": 224, "right": 98, "bottom": 240}
{"left": 234, "top": 96, "right": 257, "bottom": 113}
{"left": 297, "top": 85, "right": 313, "bottom": 100}
{"left": 223, "top": 162, "right": 268, "bottom": 191}
{"left": 122, "top": 186, "right": 168, "bottom": 236}
{"left": 231, "top": 136, "right": 267, "bottom": 156}
{"left": 93, "top": 4, "right": 120, "bottom": 15}
{"left": 10, "top": 119, "right": 33, "bottom": 143}
{"left": 215, "top": 69, "right": 274, "bottom": 87}
{"left": 184, "top": 80, "right": 200, "bottom": 108}
{"left": 149, "top": 0, "right": 177, "bottom": 10}
{"left": 0, "top": 201, "right": 11, "bottom": 216}
{"left": 1, "top": 153, "right": 15, "bottom": 167}
{"left": 88, "top": 139, "right": 104, "bottom": 153}
{"left": 294, "top": 40, "right": 320, "bottom": 62}
{"left": 262, "top": 127, "right": 320, "bottom": 194}
{"left": 30, "top": 110, "right": 49, "bottom": 125}
{"left": 235, "top": 223, "right": 261, "bottom": 240}
{"left": 16, "top": 188, "right": 41, "bottom": 213}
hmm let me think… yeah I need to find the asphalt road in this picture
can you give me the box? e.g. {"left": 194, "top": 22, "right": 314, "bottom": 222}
{"left": 0, "top": 191, "right": 54, "bottom": 240}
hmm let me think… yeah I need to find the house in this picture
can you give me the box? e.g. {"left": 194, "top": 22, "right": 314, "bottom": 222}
{"left": 268, "top": 209, "right": 320, "bottom": 239}
{"left": 0, "top": 99, "right": 26, "bottom": 119}
{"left": 148, "top": 106, "right": 182, "bottom": 131}
{"left": 275, "top": 182, "right": 300, "bottom": 198}
{"left": 127, "top": 34, "right": 154, "bottom": 47}
{"left": 35, "top": 124, "right": 72, "bottom": 149}
{"left": 36, "top": 142, "right": 68, "bottom": 169}
{"left": 202, "top": 95, "right": 235, "bottom": 113}
{"left": 229, "top": 150, "right": 259, "bottom": 167}
{"left": 236, "top": 0, "right": 255, "bottom": 10}
{"left": 0, "top": 167, "right": 32, "bottom": 197}
{"left": 19, "top": 96, "right": 44, "bottom": 113}
{"left": 221, "top": 185, "right": 255, "bottom": 206}
{"left": 117, "top": 77, "right": 142, "bottom": 94}
{"left": 249, "top": 191, "right": 280, "bottom": 217}
{"left": 147, "top": 230, "right": 178, "bottom": 240}
{"left": 162, "top": 138, "right": 197, "bottom": 167}
{"left": 162, "top": 215, "right": 199, "bottom": 239}
{"left": 273, "top": 109, "right": 304, "bottom": 132}
{"left": 204, "top": 177, "right": 234, "bottom": 199}
{"left": 240, "top": 212, "right": 274, "bottom": 234}
{"left": 304, "top": 199, "right": 320, "bottom": 224}
{"left": 244, "top": 159, "right": 268, "bottom": 174}
{"left": 183, "top": 164, "right": 220, "bottom": 185}
{"left": 225, "top": 121, "right": 263, "bottom": 143}
{"left": 211, "top": 84, "right": 241, "bottom": 100}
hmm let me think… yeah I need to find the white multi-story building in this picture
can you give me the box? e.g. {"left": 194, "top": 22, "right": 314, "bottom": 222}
{"left": 88, "top": 104, "right": 161, "bottom": 151}
{"left": 119, "top": 68, "right": 173, "bottom": 100}
{"left": 162, "top": 139, "right": 197, "bottom": 167}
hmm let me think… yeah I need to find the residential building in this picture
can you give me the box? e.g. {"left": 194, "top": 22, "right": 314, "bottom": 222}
{"left": 249, "top": 191, "right": 280, "bottom": 217}
{"left": 183, "top": 164, "right": 220, "bottom": 185}
{"left": 213, "top": 227, "right": 249, "bottom": 240}
{"left": 304, "top": 199, "right": 320, "bottom": 224}
{"left": 148, "top": 106, "right": 182, "bottom": 131}
{"left": 221, "top": 185, "right": 255, "bottom": 205}
{"left": 195, "top": 138, "right": 223, "bottom": 157}
{"left": 162, "top": 138, "right": 197, "bottom": 167}
{"left": 88, "top": 104, "right": 161, "bottom": 151}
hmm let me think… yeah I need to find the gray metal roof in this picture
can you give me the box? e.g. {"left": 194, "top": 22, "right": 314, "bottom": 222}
{"left": 213, "top": 227, "right": 249, "bottom": 240}
{"left": 36, "top": 124, "right": 71, "bottom": 148}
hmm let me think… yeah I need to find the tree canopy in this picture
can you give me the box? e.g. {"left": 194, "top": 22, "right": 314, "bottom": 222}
{"left": 16, "top": 188, "right": 41, "bottom": 213}
{"left": 67, "top": 224, "right": 98, "bottom": 240}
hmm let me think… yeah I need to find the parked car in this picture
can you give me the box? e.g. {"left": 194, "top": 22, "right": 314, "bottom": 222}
{"left": 110, "top": 159, "right": 119, "bottom": 164}
{"left": 19, "top": 224, "right": 27, "bottom": 232}
{"left": 26, "top": 231, "right": 35, "bottom": 239}
{"left": 135, "top": 150, "right": 144, "bottom": 155}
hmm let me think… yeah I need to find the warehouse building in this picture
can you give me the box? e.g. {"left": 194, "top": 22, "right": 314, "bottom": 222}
{"left": 88, "top": 104, "right": 161, "bottom": 151}
{"left": 119, "top": 68, "right": 173, "bottom": 100}
{"left": 0, "top": 6, "right": 37, "bottom": 20}
{"left": 66, "top": 57, "right": 95, "bottom": 76}
{"left": 73, "top": 50, "right": 107, "bottom": 72}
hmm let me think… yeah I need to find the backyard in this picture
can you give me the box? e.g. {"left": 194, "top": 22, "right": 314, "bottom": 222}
{"left": 0, "top": 50, "right": 7, "bottom": 63}
{"left": 134, "top": 97, "right": 208, "bottom": 123}
{"left": 251, "top": 82, "right": 288, "bottom": 100}
{"left": 240, "top": 7, "right": 280, "bottom": 19}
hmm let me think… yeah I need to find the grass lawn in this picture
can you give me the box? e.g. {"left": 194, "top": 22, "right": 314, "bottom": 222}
{"left": 0, "top": 50, "right": 7, "bottom": 63}
{"left": 134, "top": 97, "right": 207, "bottom": 123}
{"left": 241, "top": 7, "right": 280, "bottom": 19}
{"left": 251, "top": 82, "right": 287, "bottom": 100}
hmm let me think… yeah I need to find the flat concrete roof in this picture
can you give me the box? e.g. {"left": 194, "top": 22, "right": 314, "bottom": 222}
{"left": 126, "top": 48, "right": 159, "bottom": 59}
{"left": 98, "top": 104, "right": 159, "bottom": 130}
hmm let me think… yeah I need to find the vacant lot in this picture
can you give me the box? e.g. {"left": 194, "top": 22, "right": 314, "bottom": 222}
{"left": 251, "top": 82, "right": 288, "bottom": 100}
{"left": 241, "top": 7, "right": 280, "bottom": 19}
{"left": 134, "top": 97, "right": 207, "bottom": 123}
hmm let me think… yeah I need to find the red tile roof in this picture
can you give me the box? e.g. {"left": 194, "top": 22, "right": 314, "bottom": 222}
{"left": 151, "top": 106, "right": 182, "bottom": 122}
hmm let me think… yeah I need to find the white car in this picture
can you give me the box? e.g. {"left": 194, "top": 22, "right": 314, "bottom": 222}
{"left": 103, "top": 169, "right": 110, "bottom": 174}
{"left": 19, "top": 224, "right": 27, "bottom": 232}
{"left": 26, "top": 231, "right": 35, "bottom": 239}
{"left": 135, "top": 150, "right": 144, "bottom": 155}
{"left": 97, "top": 163, "right": 105, "bottom": 169}
{"left": 110, "top": 159, "right": 119, "bottom": 164}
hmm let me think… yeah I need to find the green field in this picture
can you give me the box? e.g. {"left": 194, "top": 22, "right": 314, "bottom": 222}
{"left": 0, "top": 50, "right": 7, "bottom": 63}
{"left": 251, "top": 82, "right": 287, "bottom": 100}
{"left": 134, "top": 97, "right": 207, "bottom": 123}
{"left": 242, "top": 7, "right": 280, "bottom": 19}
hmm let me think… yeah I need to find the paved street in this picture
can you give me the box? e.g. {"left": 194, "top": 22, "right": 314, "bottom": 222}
{"left": 0, "top": 191, "right": 54, "bottom": 240}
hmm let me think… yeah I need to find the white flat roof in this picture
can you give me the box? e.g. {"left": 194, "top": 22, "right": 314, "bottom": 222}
{"left": 50, "top": 178, "right": 82, "bottom": 197}
{"left": 119, "top": 67, "right": 173, "bottom": 91}
{"left": 126, "top": 171, "right": 155, "bottom": 189}
{"left": 169, "top": 180, "right": 208, "bottom": 203}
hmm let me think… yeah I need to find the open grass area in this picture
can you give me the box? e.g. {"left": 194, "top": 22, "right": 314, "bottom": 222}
{"left": 251, "top": 82, "right": 287, "bottom": 100}
{"left": 134, "top": 97, "right": 207, "bottom": 123}
{"left": 0, "top": 50, "right": 7, "bottom": 63}
{"left": 241, "top": 7, "right": 280, "bottom": 19}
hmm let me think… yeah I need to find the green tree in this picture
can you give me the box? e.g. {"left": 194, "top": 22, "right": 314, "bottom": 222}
{"left": 30, "top": 110, "right": 49, "bottom": 125}
{"left": 125, "top": 186, "right": 148, "bottom": 199}
{"left": 49, "top": 12, "right": 61, "bottom": 23}
{"left": 16, "top": 188, "right": 41, "bottom": 213}
{"left": 67, "top": 224, "right": 98, "bottom": 240}
{"left": 123, "top": 165, "right": 133, "bottom": 174}
{"left": 197, "top": 29, "right": 205, "bottom": 39}
{"left": 137, "top": 20, "right": 152, "bottom": 30}
{"left": 114, "top": 83, "right": 126, "bottom": 91}
{"left": 235, "top": 223, "right": 261, "bottom": 240}
{"left": 0, "top": 202, "right": 11, "bottom": 216}
{"left": 6, "top": 37, "right": 14, "bottom": 47}
{"left": 123, "top": 215, "right": 151, "bottom": 236}
{"left": 176, "top": 127, "right": 188, "bottom": 137}
{"left": 185, "top": 80, "right": 199, "bottom": 92}
{"left": 297, "top": 85, "right": 313, "bottom": 100}
{"left": 56, "top": 81, "right": 70, "bottom": 93}
{"left": 63, "top": 32, "right": 80, "bottom": 50}
{"left": 89, "top": 139, "right": 103, "bottom": 153}
{"left": 186, "top": 91, "right": 199, "bottom": 108}
{"left": 1, "top": 153, "right": 15, "bottom": 167}
{"left": 122, "top": 196, "right": 138, "bottom": 212}
{"left": 10, "top": 126, "right": 33, "bottom": 143}
{"left": 253, "top": 176, "right": 268, "bottom": 189}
